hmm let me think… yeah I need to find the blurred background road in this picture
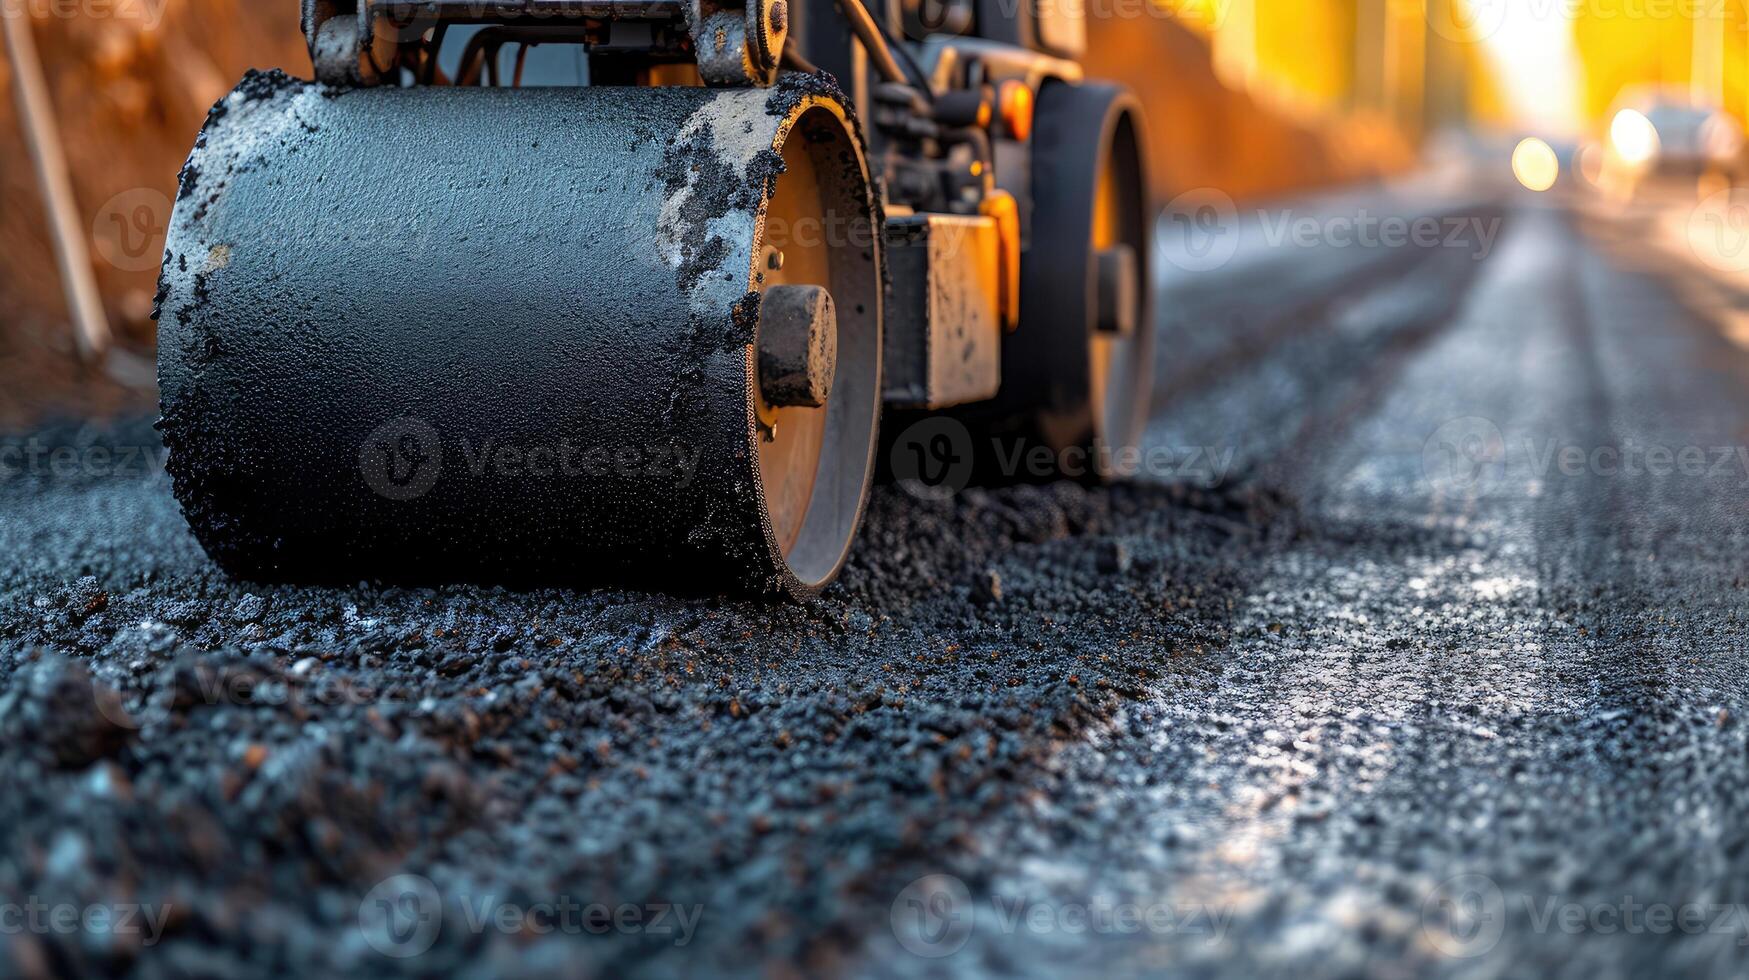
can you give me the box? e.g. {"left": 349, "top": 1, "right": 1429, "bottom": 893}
{"left": 6, "top": 1, "right": 1749, "bottom": 977}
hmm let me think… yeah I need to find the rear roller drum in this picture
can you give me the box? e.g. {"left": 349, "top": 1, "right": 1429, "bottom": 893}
{"left": 968, "top": 81, "right": 1153, "bottom": 482}
{"left": 156, "top": 72, "right": 883, "bottom": 597}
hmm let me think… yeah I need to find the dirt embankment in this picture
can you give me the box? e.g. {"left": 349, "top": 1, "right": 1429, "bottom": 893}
{"left": 1082, "top": 13, "right": 1413, "bottom": 204}
{"left": 0, "top": 4, "right": 305, "bottom": 341}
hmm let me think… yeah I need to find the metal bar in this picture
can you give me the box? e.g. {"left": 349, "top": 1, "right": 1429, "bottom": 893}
{"left": 375, "top": 0, "right": 685, "bottom": 22}
{"left": 2, "top": 8, "right": 111, "bottom": 361}
{"left": 834, "top": 0, "right": 906, "bottom": 86}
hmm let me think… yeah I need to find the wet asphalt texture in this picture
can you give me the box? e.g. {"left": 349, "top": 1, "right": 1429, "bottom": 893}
{"left": 5, "top": 194, "right": 1749, "bottom": 978}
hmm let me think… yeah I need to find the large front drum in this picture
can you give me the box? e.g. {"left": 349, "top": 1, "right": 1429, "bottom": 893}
{"left": 156, "top": 72, "right": 883, "bottom": 596}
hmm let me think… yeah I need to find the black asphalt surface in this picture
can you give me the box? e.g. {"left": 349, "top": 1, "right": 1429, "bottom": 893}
{"left": 6, "top": 187, "right": 1749, "bottom": 978}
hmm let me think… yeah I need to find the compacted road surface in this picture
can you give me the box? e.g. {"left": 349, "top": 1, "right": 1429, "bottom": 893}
{"left": 4, "top": 190, "right": 1749, "bottom": 977}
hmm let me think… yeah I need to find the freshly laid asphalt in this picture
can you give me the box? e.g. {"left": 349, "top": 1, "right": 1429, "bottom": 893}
{"left": 4, "top": 188, "right": 1749, "bottom": 978}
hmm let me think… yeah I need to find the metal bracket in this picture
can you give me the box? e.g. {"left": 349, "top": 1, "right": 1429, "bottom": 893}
{"left": 688, "top": 0, "right": 786, "bottom": 86}
{"left": 305, "top": 0, "right": 784, "bottom": 88}
{"left": 303, "top": 0, "right": 404, "bottom": 86}
{"left": 882, "top": 213, "right": 1004, "bottom": 409}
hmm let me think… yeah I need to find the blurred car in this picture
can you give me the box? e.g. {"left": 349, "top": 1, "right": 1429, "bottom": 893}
{"left": 1603, "top": 86, "right": 1747, "bottom": 196}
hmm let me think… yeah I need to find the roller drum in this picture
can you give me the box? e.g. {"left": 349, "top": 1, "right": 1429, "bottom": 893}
{"left": 156, "top": 71, "right": 883, "bottom": 596}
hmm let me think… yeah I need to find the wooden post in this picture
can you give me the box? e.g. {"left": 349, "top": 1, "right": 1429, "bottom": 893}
{"left": 3, "top": 8, "right": 112, "bottom": 361}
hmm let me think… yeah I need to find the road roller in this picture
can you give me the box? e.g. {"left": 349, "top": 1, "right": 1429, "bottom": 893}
{"left": 155, "top": 0, "right": 1154, "bottom": 596}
